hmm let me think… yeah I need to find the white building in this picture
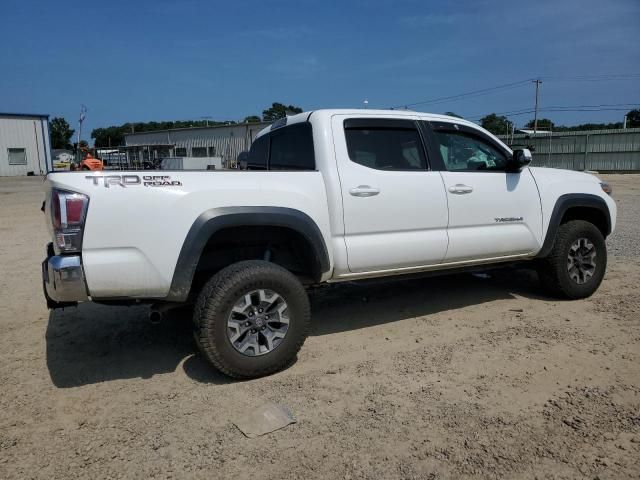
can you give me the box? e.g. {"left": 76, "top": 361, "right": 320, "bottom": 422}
{"left": 124, "top": 121, "right": 270, "bottom": 168}
{"left": 0, "top": 113, "right": 52, "bottom": 176}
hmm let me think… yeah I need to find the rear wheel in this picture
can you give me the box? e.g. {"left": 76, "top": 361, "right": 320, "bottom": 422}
{"left": 538, "top": 220, "right": 607, "bottom": 299}
{"left": 193, "top": 260, "right": 310, "bottom": 378}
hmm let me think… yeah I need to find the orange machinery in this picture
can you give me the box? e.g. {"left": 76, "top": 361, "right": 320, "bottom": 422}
{"left": 71, "top": 147, "right": 103, "bottom": 171}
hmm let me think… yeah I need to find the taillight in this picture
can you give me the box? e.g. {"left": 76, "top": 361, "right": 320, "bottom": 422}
{"left": 50, "top": 189, "right": 89, "bottom": 254}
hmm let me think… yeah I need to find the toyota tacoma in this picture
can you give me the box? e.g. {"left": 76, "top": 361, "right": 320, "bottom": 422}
{"left": 42, "top": 110, "right": 617, "bottom": 378}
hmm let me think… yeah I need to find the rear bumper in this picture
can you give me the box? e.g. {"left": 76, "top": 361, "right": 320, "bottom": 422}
{"left": 42, "top": 243, "right": 89, "bottom": 306}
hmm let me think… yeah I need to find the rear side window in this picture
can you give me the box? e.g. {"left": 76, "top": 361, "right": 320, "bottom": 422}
{"left": 344, "top": 120, "right": 427, "bottom": 171}
{"left": 269, "top": 123, "right": 315, "bottom": 170}
{"left": 247, "top": 123, "right": 315, "bottom": 170}
{"left": 247, "top": 134, "right": 268, "bottom": 170}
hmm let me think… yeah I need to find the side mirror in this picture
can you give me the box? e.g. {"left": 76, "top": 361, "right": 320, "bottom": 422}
{"left": 508, "top": 148, "right": 532, "bottom": 172}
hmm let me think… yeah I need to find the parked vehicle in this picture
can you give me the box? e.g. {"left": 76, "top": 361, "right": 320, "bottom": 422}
{"left": 52, "top": 149, "right": 75, "bottom": 171}
{"left": 42, "top": 110, "right": 616, "bottom": 378}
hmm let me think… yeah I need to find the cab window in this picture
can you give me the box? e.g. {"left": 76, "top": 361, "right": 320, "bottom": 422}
{"left": 344, "top": 120, "right": 427, "bottom": 171}
{"left": 434, "top": 131, "right": 507, "bottom": 171}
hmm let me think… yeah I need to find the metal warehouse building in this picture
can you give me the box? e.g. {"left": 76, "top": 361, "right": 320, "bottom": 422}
{"left": 499, "top": 127, "right": 640, "bottom": 171}
{"left": 124, "top": 121, "right": 270, "bottom": 168}
{"left": 0, "top": 113, "right": 52, "bottom": 176}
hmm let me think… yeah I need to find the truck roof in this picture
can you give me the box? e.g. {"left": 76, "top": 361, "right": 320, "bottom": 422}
{"left": 255, "top": 109, "right": 480, "bottom": 139}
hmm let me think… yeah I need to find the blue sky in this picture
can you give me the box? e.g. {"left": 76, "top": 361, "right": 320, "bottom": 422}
{"left": 1, "top": 0, "right": 638, "bottom": 140}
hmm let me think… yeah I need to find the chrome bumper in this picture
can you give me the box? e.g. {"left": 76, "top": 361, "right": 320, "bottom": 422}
{"left": 42, "top": 243, "right": 89, "bottom": 306}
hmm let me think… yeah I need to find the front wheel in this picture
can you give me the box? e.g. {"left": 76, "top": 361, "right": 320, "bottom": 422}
{"left": 537, "top": 220, "right": 607, "bottom": 299}
{"left": 193, "top": 260, "right": 310, "bottom": 378}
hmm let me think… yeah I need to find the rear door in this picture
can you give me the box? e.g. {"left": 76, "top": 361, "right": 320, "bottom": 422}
{"left": 332, "top": 115, "right": 449, "bottom": 273}
{"left": 425, "top": 121, "right": 543, "bottom": 262}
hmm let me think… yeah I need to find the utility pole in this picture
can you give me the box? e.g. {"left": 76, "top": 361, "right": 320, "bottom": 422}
{"left": 532, "top": 79, "right": 542, "bottom": 134}
{"left": 77, "top": 104, "right": 87, "bottom": 147}
{"left": 76, "top": 104, "right": 87, "bottom": 163}
{"left": 623, "top": 115, "right": 627, "bottom": 129}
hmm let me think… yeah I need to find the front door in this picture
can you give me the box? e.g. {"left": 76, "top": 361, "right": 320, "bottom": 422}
{"left": 332, "top": 115, "right": 449, "bottom": 273}
{"left": 427, "top": 122, "right": 543, "bottom": 262}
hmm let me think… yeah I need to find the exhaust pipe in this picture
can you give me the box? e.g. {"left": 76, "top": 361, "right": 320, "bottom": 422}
{"left": 149, "top": 303, "right": 173, "bottom": 324}
{"left": 149, "top": 302, "right": 191, "bottom": 324}
{"left": 149, "top": 309, "right": 163, "bottom": 324}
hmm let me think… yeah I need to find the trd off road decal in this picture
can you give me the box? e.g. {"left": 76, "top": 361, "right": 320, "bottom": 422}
{"left": 85, "top": 175, "right": 182, "bottom": 188}
{"left": 141, "top": 175, "right": 183, "bottom": 187}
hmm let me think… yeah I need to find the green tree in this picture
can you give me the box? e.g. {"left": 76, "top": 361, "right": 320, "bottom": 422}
{"left": 91, "top": 126, "right": 128, "bottom": 148}
{"left": 243, "top": 115, "right": 262, "bottom": 123}
{"left": 49, "top": 117, "right": 75, "bottom": 149}
{"left": 262, "top": 102, "right": 303, "bottom": 121}
{"left": 443, "top": 111, "right": 463, "bottom": 119}
{"left": 626, "top": 109, "right": 640, "bottom": 127}
{"left": 525, "top": 118, "right": 554, "bottom": 131}
{"left": 480, "top": 113, "right": 513, "bottom": 135}
{"left": 553, "top": 121, "right": 623, "bottom": 132}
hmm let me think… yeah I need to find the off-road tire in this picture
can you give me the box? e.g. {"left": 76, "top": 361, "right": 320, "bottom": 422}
{"left": 193, "top": 260, "right": 310, "bottom": 378}
{"left": 538, "top": 220, "right": 607, "bottom": 299}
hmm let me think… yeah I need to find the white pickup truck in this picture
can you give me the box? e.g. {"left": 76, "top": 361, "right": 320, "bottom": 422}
{"left": 42, "top": 109, "right": 616, "bottom": 378}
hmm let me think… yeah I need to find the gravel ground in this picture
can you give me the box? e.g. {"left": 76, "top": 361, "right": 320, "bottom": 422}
{"left": 604, "top": 175, "right": 640, "bottom": 257}
{"left": 0, "top": 173, "right": 638, "bottom": 479}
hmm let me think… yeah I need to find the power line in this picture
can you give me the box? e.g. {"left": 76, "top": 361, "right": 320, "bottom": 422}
{"left": 470, "top": 107, "right": 636, "bottom": 122}
{"left": 543, "top": 107, "right": 635, "bottom": 113}
{"left": 466, "top": 106, "right": 536, "bottom": 118}
{"left": 391, "top": 79, "right": 534, "bottom": 109}
{"left": 390, "top": 74, "right": 640, "bottom": 111}
{"left": 467, "top": 103, "right": 640, "bottom": 121}
{"left": 540, "top": 103, "right": 640, "bottom": 111}
{"left": 467, "top": 109, "right": 534, "bottom": 121}
{"left": 539, "top": 73, "right": 640, "bottom": 82}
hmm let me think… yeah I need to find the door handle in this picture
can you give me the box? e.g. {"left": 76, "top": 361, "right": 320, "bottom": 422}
{"left": 349, "top": 185, "right": 380, "bottom": 197}
{"left": 448, "top": 184, "right": 473, "bottom": 194}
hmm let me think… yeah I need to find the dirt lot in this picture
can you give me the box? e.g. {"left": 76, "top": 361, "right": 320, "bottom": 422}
{"left": 1, "top": 174, "right": 639, "bottom": 479}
